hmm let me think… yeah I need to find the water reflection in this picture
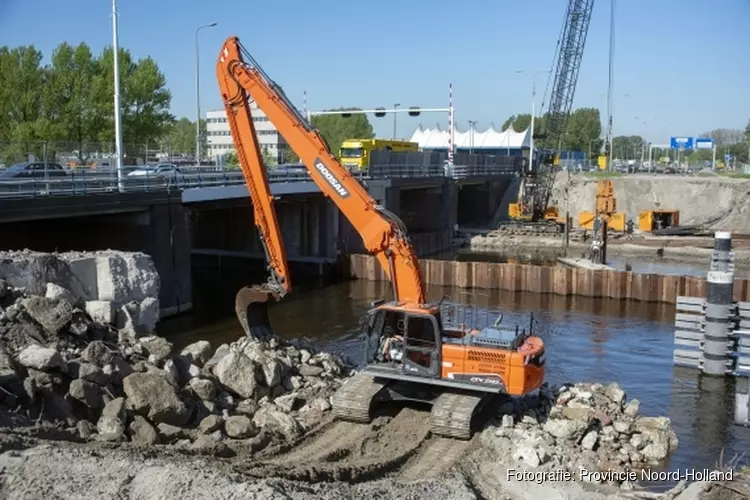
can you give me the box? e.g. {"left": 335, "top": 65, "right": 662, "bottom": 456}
{"left": 159, "top": 278, "right": 750, "bottom": 474}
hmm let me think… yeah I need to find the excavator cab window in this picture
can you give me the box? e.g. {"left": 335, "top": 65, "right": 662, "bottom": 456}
{"left": 402, "top": 312, "right": 440, "bottom": 378}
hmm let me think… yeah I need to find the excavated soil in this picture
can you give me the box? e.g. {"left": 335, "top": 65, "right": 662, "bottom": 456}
{"left": 243, "top": 407, "right": 434, "bottom": 483}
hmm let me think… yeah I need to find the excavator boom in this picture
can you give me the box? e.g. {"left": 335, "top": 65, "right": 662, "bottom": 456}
{"left": 216, "top": 36, "right": 425, "bottom": 338}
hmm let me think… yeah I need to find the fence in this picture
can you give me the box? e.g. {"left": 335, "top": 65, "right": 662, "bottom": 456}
{"left": 368, "top": 150, "right": 519, "bottom": 179}
{"left": 0, "top": 140, "right": 197, "bottom": 168}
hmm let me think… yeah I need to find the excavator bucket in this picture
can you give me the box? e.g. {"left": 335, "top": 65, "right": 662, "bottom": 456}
{"left": 235, "top": 285, "right": 281, "bottom": 341}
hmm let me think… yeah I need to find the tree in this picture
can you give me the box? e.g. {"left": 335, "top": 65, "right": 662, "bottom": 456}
{"left": 163, "top": 117, "right": 206, "bottom": 154}
{"left": 42, "top": 42, "right": 100, "bottom": 163}
{"left": 745, "top": 119, "right": 750, "bottom": 143}
{"left": 281, "top": 146, "right": 299, "bottom": 163}
{"left": 310, "top": 108, "right": 374, "bottom": 154}
{"left": 561, "top": 108, "right": 602, "bottom": 152}
{"left": 224, "top": 151, "right": 239, "bottom": 168}
{"left": 261, "top": 147, "right": 276, "bottom": 166}
{"left": 0, "top": 46, "right": 47, "bottom": 163}
{"left": 87, "top": 46, "right": 173, "bottom": 161}
{"left": 611, "top": 135, "right": 645, "bottom": 160}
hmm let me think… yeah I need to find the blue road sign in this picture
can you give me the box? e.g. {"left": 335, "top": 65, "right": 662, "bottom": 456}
{"left": 670, "top": 136, "right": 694, "bottom": 149}
{"left": 695, "top": 138, "right": 714, "bottom": 149}
{"left": 725, "top": 154, "right": 733, "bottom": 162}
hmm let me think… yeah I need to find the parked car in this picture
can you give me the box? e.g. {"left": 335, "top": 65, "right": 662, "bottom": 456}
{"left": 127, "top": 163, "right": 183, "bottom": 180}
{"left": 0, "top": 161, "right": 67, "bottom": 179}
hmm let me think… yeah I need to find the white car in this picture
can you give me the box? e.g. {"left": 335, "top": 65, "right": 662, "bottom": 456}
{"left": 127, "top": 163, "right": 183, "bottom": 180}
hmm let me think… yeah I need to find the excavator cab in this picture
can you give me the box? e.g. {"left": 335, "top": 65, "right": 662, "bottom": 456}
{"left": 362, "top": 302, "right": 442, "bottom": 379}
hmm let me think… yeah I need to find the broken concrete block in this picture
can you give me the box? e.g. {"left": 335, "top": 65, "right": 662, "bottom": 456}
{"left": 85, "top": 300, "right": 115, "bottom": 324}
{"left": 45, "top": 283, "right": 77, "bottom": 306}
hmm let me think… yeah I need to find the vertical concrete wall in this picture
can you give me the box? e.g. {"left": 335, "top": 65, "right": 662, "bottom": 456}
{"left": 0, "top": 203, "right": 192, "bottom": 315}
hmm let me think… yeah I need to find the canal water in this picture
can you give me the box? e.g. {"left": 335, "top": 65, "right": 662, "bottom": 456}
{"left": 160, "top": 275, "right": 750, "bottom": 481}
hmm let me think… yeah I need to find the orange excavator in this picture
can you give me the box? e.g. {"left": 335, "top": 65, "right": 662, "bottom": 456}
{"left": 217, "top": 36, "right": 546, "bottom": 439}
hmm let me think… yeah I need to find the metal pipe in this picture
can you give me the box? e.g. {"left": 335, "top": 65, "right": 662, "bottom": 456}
{"left": 112, "top": 0, "right": 124, "bottom": 192}
{"left": 195, "top": 22, "right": 217, "bottom": 167}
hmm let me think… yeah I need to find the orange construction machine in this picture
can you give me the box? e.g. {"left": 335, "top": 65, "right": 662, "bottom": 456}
{"left": 216, "top": 36, "right": 545, "bottom": 439}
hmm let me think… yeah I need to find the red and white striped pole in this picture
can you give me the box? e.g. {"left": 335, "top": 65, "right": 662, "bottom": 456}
{"left": 448, "top": 83, "right": 454, "bottom": 164}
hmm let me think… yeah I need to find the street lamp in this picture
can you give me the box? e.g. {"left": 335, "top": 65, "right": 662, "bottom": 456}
{"left": 111, "top": 0, "right": 124, "bottom": 192}
{"left": 515, "top": 69, "right": 551, "bottom": 165}
{"left": 393, "top": 103, "right": 400, "bottom": 139}
{"left": 468, "top": 120, "right": 477, "bottom": 154}
{"left": 195, "top": 22, "right": 217, "bottom": 166}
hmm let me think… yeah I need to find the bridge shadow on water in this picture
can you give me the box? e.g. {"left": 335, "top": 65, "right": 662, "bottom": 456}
{"left": 159, "top": 273, "right": 750, "bottom": 479}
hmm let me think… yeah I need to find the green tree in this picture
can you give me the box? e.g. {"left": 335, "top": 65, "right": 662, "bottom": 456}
{"left": 745, "top": 119, "right": 750, "bottom": 143}
{"left": 310, "top": 108, "right": 374, "bottom": 155}
{"left": 224, "top": 151, "right": 239, "bottom": 168}
{"left": 611, "top": 135, "right": 645, "bottom": 160}
{"left": 281, "top": 146, "right": 299, "bottom": 163}
{"left": 0, "top": 45, "right": 47, "bottom": 163}
{"left": 162, "top": 117, "right": 206, "bottom": 154}
{"left": 94, "top": 47, "right": 174, "bottom": 155}
{"left": 261, "top": 147, "right": 276, "bottom": 166}
{"left": 42, "top": 42, "right": 101, "bottom": 163}
{"left": 561, "top": 108, "right": 602, "bottom": 151}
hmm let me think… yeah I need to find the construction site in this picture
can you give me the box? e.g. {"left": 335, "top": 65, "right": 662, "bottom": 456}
{"left": 0, "top": 0, "right": 749, "bottom": 499}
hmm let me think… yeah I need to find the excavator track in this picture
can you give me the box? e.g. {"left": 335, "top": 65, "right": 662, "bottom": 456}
{"left": 331, "top": 373, "right": 389, "bottom": 423}
{"left": 429, "top": 391, "right": 491, "bottom": 440}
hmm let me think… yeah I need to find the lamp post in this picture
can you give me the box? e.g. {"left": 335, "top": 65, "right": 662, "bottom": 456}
{"left": 515, "top": 70, "right": 550, "bottom": 167}
{"left": 393, "top": 103, "right": 400, "bottom": 139}
{"left": 468, "top": 120, "right": 477, "bottom": 154}
{"left": 195, "top": 22, "right": 217, "bottom": 166}
{"left": 112, "top": 0, "right": 124, "bottom": 191}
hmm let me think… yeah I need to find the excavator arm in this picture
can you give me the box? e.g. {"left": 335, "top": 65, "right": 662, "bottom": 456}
{"left": 216, "top": 36, "right": 426, "bottom": 337}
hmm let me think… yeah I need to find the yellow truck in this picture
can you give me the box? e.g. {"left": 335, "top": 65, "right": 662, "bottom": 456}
{"left": 339, "top": 139, "right": 419, "bottom": 169}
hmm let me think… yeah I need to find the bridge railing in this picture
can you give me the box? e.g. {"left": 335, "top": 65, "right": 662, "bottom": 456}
{"left": 0, "top": 154, "right": 517, "bottom": 199}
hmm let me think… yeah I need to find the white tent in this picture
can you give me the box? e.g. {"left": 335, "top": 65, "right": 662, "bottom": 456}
{"left": 409, "top": 124, "right": 531, "bottom": 150}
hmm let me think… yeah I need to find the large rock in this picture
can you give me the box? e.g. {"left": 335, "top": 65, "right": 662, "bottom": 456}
{"left": 97, "top": 397, "right": 127, "bottom": 441}
{"left": 17, "top": 345, "right": 63, "bottom": 371}
{"left": 213, "top": 351, "right": 258, "bottom": 399}
{"left": 180, "top": 341, "right": 213, "bottom": 367}
{"left": 22, "top": 296, "right": 73, "bottom": 335}
{"left": 225, "top": 415, "right": 257, "bottom": 439}
{"left": 0, "top": 348, "right": 21, "bottom": 385}
{"left": 122, "top": 372, "right": 189, "bottom": 426}
{"left": 253, "top": 407, "right": 302, "bottom": 439}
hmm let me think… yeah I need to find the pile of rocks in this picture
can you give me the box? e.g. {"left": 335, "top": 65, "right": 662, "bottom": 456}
{"left": 483, "top": 382, "right": 679, "bottom": 488}
{"left": 0, "top": 254, "right": 351, "bottom": 456}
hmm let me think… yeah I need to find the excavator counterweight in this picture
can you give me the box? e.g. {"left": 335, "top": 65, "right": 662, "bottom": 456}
{"left": 216, "top": 36, "right": 546, "bottom": 440}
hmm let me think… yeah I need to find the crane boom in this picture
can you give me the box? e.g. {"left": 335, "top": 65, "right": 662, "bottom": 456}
{"left": 522, "top": 0, "right": 595, "bottom": 222}
{"left": 216, "top": 37, "right": 426, "bottom": 316}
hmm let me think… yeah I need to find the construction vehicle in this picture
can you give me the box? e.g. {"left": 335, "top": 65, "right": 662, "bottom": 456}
{"left": 499, "top": 0, "right": 595, "bottom": 235}
{"left": 339, "top": 139, "right": 419, "bottom": 169}
{"left": 587, "top": 180, "right": 617, "bottom": 264}
{"left": 638, "top": 209, "right": 680, "bottom": 232}
{"left": 216, "top": 36, "right": 546, "bottom": 440}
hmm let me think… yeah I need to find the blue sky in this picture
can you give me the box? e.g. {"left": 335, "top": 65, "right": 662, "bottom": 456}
{"left": 1, "top": 0, "right": 748, "bottom": 143}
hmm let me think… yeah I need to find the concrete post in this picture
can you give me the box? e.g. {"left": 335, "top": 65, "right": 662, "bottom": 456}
{"left": 702, "top": 270, "right": 735, "bottom": 376}
{"left": 711, "top": 231, "right": 733, "bottom": 272}
{"left": 735, "top": 377, "right": 749, "bottom": 426}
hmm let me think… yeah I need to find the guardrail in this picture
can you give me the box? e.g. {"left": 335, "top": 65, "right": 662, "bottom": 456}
{"left": 0, "top": 159, "right": 517, "bottom": 200}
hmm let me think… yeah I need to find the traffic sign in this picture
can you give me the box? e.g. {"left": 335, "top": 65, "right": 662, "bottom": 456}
{"left": 695, "top": 138, "right": 714, "bottom": 149}
{"left": 670, "top": 137, "right": 694, "bottom": 149}
{"left": 725, "top": 154, "right": 733, "bottom": 162}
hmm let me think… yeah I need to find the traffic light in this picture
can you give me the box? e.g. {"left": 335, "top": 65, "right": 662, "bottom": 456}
{"left": 374, "top": 107, "right": 386, "bottom": 117}
{"left": 407, "top": 106, "right": 421, "bottom": 117}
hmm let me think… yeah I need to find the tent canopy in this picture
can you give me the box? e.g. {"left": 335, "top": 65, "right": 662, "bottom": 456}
{"left": 409, "top": 124, "right": 531, "bottom": 150}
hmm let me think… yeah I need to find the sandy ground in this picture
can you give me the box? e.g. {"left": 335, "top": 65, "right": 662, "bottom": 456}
{"left": 550, "top": 174, "right": 750, "bottom": 234}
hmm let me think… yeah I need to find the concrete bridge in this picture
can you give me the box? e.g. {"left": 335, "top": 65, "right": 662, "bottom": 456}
{"left": 0, "top": 151, "right": 519, "bottom": 316}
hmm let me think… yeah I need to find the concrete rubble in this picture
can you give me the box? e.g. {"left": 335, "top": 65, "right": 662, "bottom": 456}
{"left": 0, "top": 250, "right": 742, "bottom": 499}
{"left": 0, "top": 250, "right": 350, "bottom": 455}
{"left": 483, "top": 382, "right": 679, "bottom": 488}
